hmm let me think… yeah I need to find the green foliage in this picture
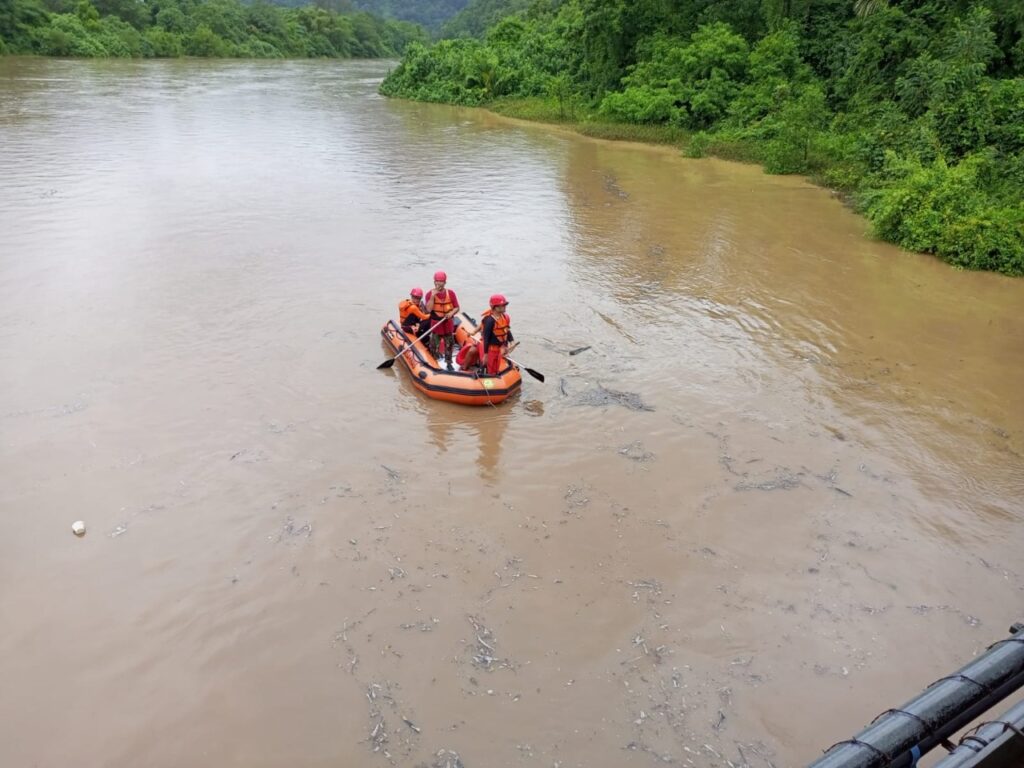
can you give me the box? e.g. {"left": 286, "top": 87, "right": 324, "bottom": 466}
{"left": 831, "top": 6, "right": 929, "bottom": 109}
{"left": 185, "top": 23, "right": 229, "bottom": 55}
{"left": 1, "top": 0, "right": 49, "bottom": 51}
{"left": 350, "top": 0, "right": 469, "bottom": 31}
{"left": 861, "top": 151, "right": 1024, "bottom": 275}
{"left": 381, "top": 38, "right": 493, "bottom": 103}
{"left": 760, "top": 83, "right": 829, "bottom": 173}
{"left": 728, "top": 23, "right": 813, "bottom": 126}
{"left": 685, "top": 130, "right": 710, "bottom": 157}
{"left": 988, "top": 77, "right": 1024, "bottom": 154}
{"left": 2, "top": 0, "right": 424, "bottom": 57}
{"left": 75, "top": 0, "right": 97, "bottom": 29}
{"left": 599, "top": 24, "right": 750, "bottom": 128}
{"left": 34, "top": 12, "right": 106, "bottom": 54}
{"left": 442, "top": 0, "right": 530, "bottom": 39}
{"left": 92, "top": 0, "right": 145, "bottom": 29}
{"left": 144, "top": 26, "right": 184, "bottom": 55}
{"left": 155, "top": 7, "right": 189, "bottom": 33}
{"left": 382, "top": 3, "right": 574, "bottom": 103}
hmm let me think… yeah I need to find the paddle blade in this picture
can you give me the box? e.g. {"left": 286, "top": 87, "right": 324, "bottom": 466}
{"left": 377, "top": 358, "right": 396, "bottom": 369}
{"left": 524, "top": 367, "right": 545, "bottom": 383}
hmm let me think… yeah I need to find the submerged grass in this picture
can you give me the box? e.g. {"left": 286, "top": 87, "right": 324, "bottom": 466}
{"left": 489, "top": 96, "right": 689, "bottom": 146}
{"left": 488, "top": 96, "right": 783, "bottom": 170}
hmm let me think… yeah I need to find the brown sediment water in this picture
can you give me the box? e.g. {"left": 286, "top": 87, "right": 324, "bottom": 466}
{"left": 1, "top": 57, "right": 1022, "bottom": 768}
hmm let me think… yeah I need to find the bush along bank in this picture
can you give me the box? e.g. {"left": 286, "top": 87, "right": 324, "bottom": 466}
{"left": 379, "top": 1, "right": 1024, "bottom": 276}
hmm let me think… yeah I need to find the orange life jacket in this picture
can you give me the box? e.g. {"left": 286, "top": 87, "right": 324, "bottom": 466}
{"left": 399, "top": 299, "right": 427, "bottom": 327}
{"left": 481, "top": 309, "right": 510, "bottom": 346}
{"left": 430, "top": 289, "right": 454, "bottom": 318}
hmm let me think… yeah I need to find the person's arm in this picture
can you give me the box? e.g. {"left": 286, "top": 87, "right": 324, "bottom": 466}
{"left": 449, "top": 290, "right": 460, "bottom": 314}
{"left": 506, "top": 327, "right": 514, "bottom": 343}
{"left": 425, "top": 291, "right": 435, "bottom": 313}
{"left": 412, "top": 304, "right": 430, "bottom": 320}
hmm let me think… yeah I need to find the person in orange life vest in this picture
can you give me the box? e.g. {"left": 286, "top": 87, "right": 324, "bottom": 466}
{"left": 399, "top": 287, "right": 430, "bottom": 336}
{"left": 480, "top": 294, "right": 513, "bottom": 375}
{"left": 457, "top": 295, "right": 514, "bottom": 374}
{"left": 425, "top": 270, "right": 460, "bottom": 370}
{"left": 455, "top": 339, "right": 481, "bottom": 372}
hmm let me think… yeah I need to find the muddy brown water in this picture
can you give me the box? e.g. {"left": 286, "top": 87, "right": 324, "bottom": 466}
{"left": 1, "top": 57, "right": 1022, "bottom": 768}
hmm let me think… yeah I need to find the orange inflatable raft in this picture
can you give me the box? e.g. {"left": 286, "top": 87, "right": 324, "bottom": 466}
{"left": 380, "top": 318, "right": 522, "bottom": 406}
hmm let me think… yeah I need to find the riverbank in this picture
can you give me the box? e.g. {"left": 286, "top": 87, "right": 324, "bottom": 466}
{"left": 489, "top": 95, "right": 856, "bottom": 202}
{"left": 378, "top": 5, "right": 1024, "bottom": 279}
{"left": 466, "top": 93, "right": 1022, "bottom": 277}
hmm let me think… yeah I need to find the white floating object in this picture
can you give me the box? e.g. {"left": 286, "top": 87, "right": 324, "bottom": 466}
{"left": 71, "top": 521, "right": 86, "bottom": 537}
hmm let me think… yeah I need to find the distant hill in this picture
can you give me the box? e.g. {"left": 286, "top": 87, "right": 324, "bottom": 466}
{"left": 265, "top": 0, "right": 477, "bottom": 32}
{"left": 439, "top": 0, "right": 531, "bottom": 38}
{"left": 359, "top": 0, "right": 474, "bottom": 30}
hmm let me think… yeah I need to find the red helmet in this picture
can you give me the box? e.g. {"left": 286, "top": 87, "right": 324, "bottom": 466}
{"left": 489, "top": 294, "right": 508, "bottom": 308}
{"left": 410, "top": 287, "right": 423, "bottom": 299}
{"left": 433, "top": 271, "right": 447, "bottom": 282}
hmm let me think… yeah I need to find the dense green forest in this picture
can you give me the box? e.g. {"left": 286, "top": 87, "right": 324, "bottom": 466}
{"left": 349, "top": 0, "right": 468, "bottom": 31}
{"left": 381, "top": 0, "right": 1024, "bottom": 275}
{"left": 0, "top": 0, "right": 426, "bottom": 58}
{"left": 439, "top": 0, "right": 529, "bottom": 38}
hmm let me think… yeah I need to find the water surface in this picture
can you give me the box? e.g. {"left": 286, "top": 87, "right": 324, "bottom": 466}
{"left": 1, "top": 57, "right": 1022, "bottom": 767}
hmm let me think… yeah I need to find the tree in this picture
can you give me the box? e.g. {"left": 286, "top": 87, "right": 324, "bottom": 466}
{"left": 854, "top": 0, "right": 885, "bottom": 18}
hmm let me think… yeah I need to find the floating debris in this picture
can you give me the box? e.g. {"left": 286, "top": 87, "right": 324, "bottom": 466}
{"left": 568, "top": 346, "right": 591, "bottom": 356}
{"left": 278, "top": 516, "right": 313, "bottom": 541}
{"left": 734, "top": 472, "right": 802, "bottom": 492}
{"left": 400, "top": 619, "right": 438, "bottom": 633}
{"left": 428, "top": 749, "right": 465, "bottom": 768}
{"left": 71, "top": 520, "right": 86, "bottom": 537}
{"left": 564, "top": 485, "right": 590, "bottom": 511}
{"left": 573, "top": 384, "right": 654, "bottom": 411}
{"left": 523, "top": 399, "right": 545, "bottom": 416}
{"left": 627, "top": 579, "right": 664, "bottom": 602}
{"left": 602, "top": 172, "right": 629, "bottom": 199}
{"left": 381, "top": 464, "right": 402, "bottom": 482}
{"left": 618, "top": 441, "right": 655, "bottom": 462}
{"left": 466, "top": 615, "right": 512, "bottom": 671}
{"left": 713, "top": 710, "right": 726, "bottom": 731}
{"left": 370, "top": 716, "right": 387, "bottom": 752}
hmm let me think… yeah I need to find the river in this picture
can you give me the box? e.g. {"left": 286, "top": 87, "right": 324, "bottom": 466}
{"left": 1, "top": 57, "right": 1022, "bottom": 768}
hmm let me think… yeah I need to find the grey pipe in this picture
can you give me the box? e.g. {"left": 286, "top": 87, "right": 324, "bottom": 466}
{"left": 930, "top": 697, "right": 1024, "bottom": 768}
{"left": 807, "top": 623, "right": 1024, "bottom": 768}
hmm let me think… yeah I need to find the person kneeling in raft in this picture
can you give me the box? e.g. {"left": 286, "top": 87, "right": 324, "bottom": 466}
{"left": 399, "top": 287, "right": 430, "bottom": 336}
{"left": 457, "top": 294, "right": 513, "bottom": 375}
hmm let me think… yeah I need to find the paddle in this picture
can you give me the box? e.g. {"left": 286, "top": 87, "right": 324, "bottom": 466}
{"left": 507, "top": 357, "right": 545, "bottom": 383}
{"left": 377, "top": 312, "right": 453, "bottom": 369}
{"left": 462, "top": 313, "right": 544, "bottom": 382}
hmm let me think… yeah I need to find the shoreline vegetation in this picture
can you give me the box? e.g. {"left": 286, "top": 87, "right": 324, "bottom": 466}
{"left": 379, "top": 1, "right": 1024, "bottom": 276}
{"left": 0, "top": 0, "right": 426, "bottom": 59}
